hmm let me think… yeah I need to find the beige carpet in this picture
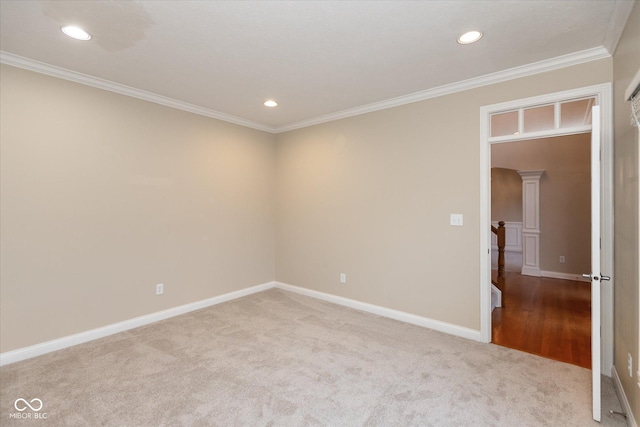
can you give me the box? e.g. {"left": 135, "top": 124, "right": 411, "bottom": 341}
{"left": 0, "top": 289, "right": 628, "bottom": 426}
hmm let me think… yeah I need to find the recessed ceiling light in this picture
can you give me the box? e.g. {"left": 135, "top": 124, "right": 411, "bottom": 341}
{"left": 61, "top": 25, "right": 92, "bottom": 41}
{"left": 457, "top": 30, "right": 483, "bottom": 45}
{"left": 264, "top": 100, "right": 278, "bottom": 107}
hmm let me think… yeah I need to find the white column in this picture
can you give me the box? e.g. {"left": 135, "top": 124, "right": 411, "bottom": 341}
{"left": 518, "top": 170, "right": 544, "bottom": 277}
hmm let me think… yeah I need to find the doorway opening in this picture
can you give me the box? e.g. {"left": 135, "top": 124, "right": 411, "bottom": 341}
{"left": 490, "top": 133, "right": 592, "bottom": 368}
{"left": 480, "top": 84, "right": 613, "bottom": 421}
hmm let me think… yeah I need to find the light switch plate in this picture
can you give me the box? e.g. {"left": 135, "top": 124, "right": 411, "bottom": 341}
{"left": 450, "top": 214, "right": 463, "bottom": 226}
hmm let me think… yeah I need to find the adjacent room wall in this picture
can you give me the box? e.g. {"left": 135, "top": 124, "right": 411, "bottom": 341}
{"left": 490, "top": 167, "right": 523, "bottom": 273}
{"left": 612, "top": 1, "right": 640, "bottom": 418}
{"left": 491, "top": 134, "right": 591, "bottom": 276}
{"left": 491, "top": 168, "right": 522, "bottom": 223}
{"left": 0, "top": 64, "right": 277, "bottom": 353}
{"left": 275, "top": 58, "right": 612, "bottom": 331}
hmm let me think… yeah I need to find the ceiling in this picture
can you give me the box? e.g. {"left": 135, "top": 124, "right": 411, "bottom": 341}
{"left": 0, "top": 1, "right": 634, "bottom": 133}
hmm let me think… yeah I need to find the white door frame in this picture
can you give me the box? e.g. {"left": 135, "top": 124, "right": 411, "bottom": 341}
{"left": 589, "top": 104, "right": 602, "bottom": 420}
{"left": 479, "top": 82, "right": 614, "bottom": 375}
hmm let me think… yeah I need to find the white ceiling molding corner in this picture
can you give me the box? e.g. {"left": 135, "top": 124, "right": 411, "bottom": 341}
{"left": 275, "top": 46, "right": 611, "bottom": 134}
{"left": 603, "top": 0, "right": 637, "bottom": 55}
{"left": 0, "top": 51, "right": 277, "bottom": 134}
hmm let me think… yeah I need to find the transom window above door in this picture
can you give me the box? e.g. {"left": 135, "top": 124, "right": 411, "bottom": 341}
{"left": 490, "top": 97, "right": 596, "bottom": 141}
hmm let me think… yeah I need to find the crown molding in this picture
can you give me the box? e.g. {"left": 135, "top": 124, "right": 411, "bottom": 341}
{"left": 0, "top": 51, "right": 277, "bottom": 134}
{"left": 274, "top": 46, "right": 611, "bottom": 133}
{"left": 603, "top": 0, "right": 636, "bottom": 55}
{"left": 1, "top": 47, "right": 611, "bottom": 135}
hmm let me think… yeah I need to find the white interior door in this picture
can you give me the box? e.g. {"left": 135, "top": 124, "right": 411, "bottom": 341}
{"left": 587, "top": 105, "right": 602, "bottom": 421}
{"left": 482, "top": 87, "right": 613, "bottom": 421}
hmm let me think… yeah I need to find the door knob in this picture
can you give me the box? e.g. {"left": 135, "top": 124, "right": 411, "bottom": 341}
{"left": 600, "top": 275, "right": 611, "bottom": 281}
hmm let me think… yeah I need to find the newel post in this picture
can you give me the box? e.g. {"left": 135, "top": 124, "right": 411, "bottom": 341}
{"left": 497, "top": 221, "right": 506, "bottom": 278}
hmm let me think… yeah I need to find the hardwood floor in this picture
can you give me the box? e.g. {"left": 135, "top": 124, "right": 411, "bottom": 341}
{"left": 491, "top": 271, "right": 592, "bottom": 369}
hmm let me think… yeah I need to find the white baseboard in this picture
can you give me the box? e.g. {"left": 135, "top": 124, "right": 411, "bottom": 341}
{"left": 612, "top": 366, "right": 638, "bottom": 427}
{"left": 521, "top": 266, "right": 542, "bottom": 277}
{"left": 540, "top": 270, "right": 591, "bottom": 282}
{"left": 274, "top": 282, "right": 483, "bottom": 342}
{"left": 2, "top": 280, "right": 485, "bottom": 366}
{"left": 0, "top": 281, "right": 275, "bottom": 367}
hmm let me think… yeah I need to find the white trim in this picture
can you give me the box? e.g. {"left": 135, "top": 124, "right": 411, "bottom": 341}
{"left": 540, "top": 270, "right": 591, "bottom": 283}
{"left": 599, "top": 84, "right": 614, "bottom": 376}
{"left": 517, "top": 170, "right": 546, "bottom": 179}
{"left": 521, "top": 266, "right": 542, "bottom": 277}
{"left": 274, "top": 282, "right": 483, "bottom": 342}
{"left": 480, "top": 82, "right": 614, "bottom": 374}
{"left": 0, "top": 52, "right": 277, "bottom": 134}
{"left": 277, "top": 47, "right": 610, "bottom": 133}
{"left": 612, "top": 366, "right": 638, "bottom": 427}
{"left": 604, "top": 0, "right": 637, "bottom": 56}
{"left": 483, "top": 84, "right": 610, "bottom": 118}
{"left": 0, "top": 281, "right": 275, "bottom": 367}
{"left": 519, "top": 170, "right": 544, "bottom": 278}
{"left": 488, "top": 125, "right": 592, "bottom": 144}
{"left": 480, "top": 102, "right": 492, "bottom": 343}
{"left": 1, "top": 47, "right": 611, "bottom": 135}
{"left": 1, "top": 279, "right": 486, "bottom": 367}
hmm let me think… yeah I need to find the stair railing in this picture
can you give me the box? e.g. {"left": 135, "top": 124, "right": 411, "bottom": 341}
{"left": 491, "top": 221, "right": 506, "bottom": 279}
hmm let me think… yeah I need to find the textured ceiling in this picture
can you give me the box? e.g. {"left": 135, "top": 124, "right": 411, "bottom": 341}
{"left": 0, "top": 1, "right": 634, "bottom": 132}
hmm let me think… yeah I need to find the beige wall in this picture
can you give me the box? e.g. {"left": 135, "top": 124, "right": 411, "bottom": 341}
{"left": 491, "top": 167, "right": 522, "bottom": 222}
{"left": 0, "top": 64, "right": 276, "bottom": 352}
{"left": 276, "top": 58, "right": 612, "bottom": 330}
{"left": 492, "top": 134, "right": 591, "bottom": 275}
{"left": 612, "top": 1, "right": 640, "bottom": 418}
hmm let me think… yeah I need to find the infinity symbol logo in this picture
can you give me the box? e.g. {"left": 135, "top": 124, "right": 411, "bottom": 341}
{"left": 14, "top": 398, "right": 43, "bottom": 412}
